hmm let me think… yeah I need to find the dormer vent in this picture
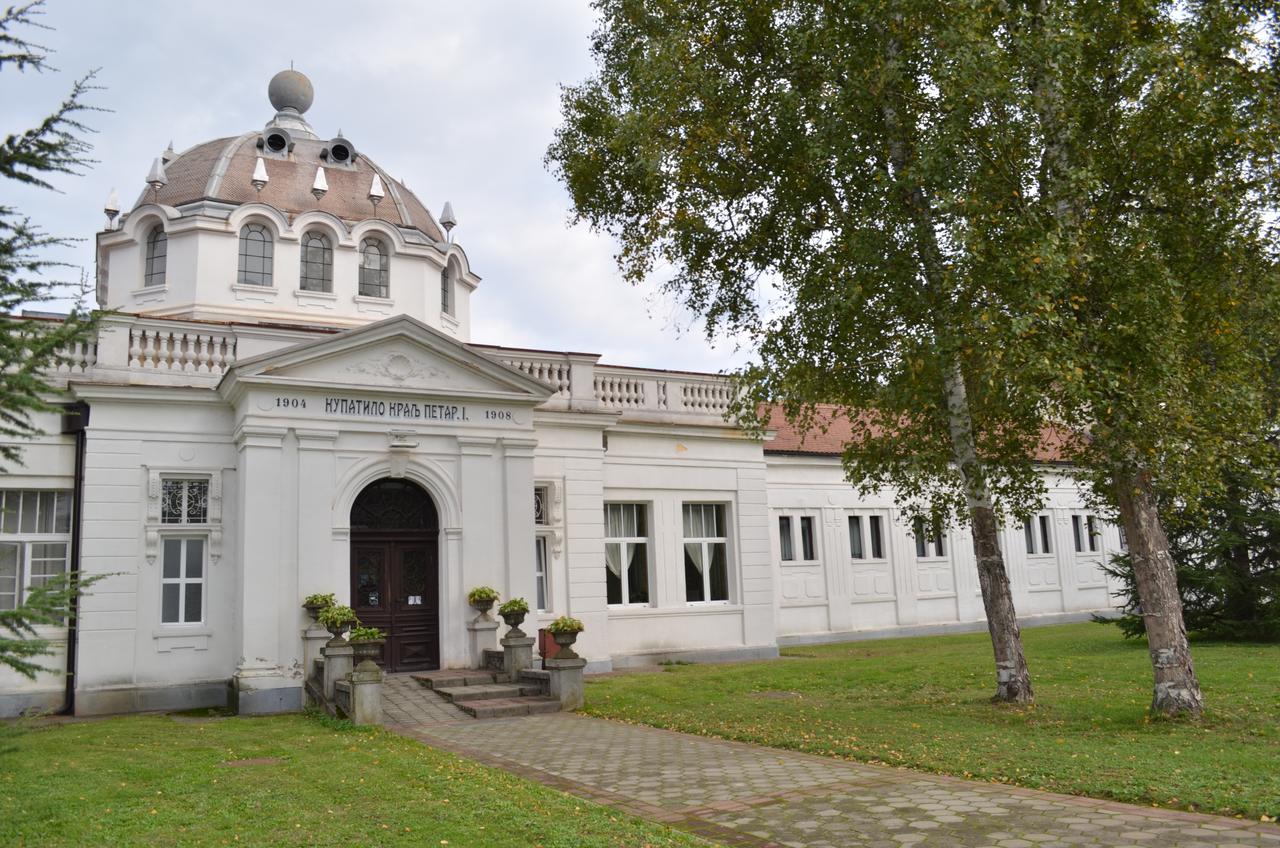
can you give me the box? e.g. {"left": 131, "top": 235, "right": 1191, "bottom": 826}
{"left": 321, "top": 136, "right": 357, "bottom": 166}
{"left": 259, "top": 127, "right": 294, "bottom": 156}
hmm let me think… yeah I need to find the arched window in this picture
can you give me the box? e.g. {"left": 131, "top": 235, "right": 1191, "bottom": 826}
{"left": 144, "top": 226, "right": 167, "bottom": 288}
{"left": 299, "top": 231, "right": 333, "bottom": 293}
{"left": 441, "top": 259, "right": 457, "bottom": 317}
{"left": 358, "top": 237, "right": 389, "bottom": 298}
{"left": 236, "top": 223, "right": 273, "bottom": 287}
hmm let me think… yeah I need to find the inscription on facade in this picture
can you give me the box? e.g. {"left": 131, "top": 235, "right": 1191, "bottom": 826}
{"left": 322, "top": 397, "right": 470, "bottom": 421}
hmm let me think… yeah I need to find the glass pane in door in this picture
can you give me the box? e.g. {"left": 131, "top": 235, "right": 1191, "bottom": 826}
{"left": 354, "top": 548, "right": 385, "bottom": 609}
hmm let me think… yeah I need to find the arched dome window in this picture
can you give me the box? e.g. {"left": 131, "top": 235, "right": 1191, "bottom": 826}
{"left": 441, "top": 258, "right": 458, "bottom": 317}
{"left": 359, "top": 237, "right": 389, "bottom": 299}
{"left": 299, "top": 231, "right": 333, "bottom": 293}
{"left": 236, "top": 223, "right": 273, "bottom": 287}
{"left": 144, "top": 225, "right": 167, "bottom": 288}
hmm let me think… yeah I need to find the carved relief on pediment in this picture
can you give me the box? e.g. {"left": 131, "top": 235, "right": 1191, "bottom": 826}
{"left": 344, "top": 350, "right": 447, "bottom": 385}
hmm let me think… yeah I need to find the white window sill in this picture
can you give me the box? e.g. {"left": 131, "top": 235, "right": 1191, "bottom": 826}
{"left": 441, "top": 312, "right": 460, "bottom": 333}
{"left": 130, "top": 284, "right": 168, "bottom": 303}
{"left": 231, "top": 283, "right": 278, "bottom": 303}
{"left": 780, "top": 560, "right": 821, "bottom": 567}
{"left": 354, "top": 294, "right": 395, "bottom": 315}
{"left": 610, "top": 604, "right": 742, "bottom": 618}
{"left": 153, "top": 627, "right": 212, "bottom": 652}
{"left": 295, "top": 289, "right": 338, "bottom": 309}
{"left": 849, "top": 557, "right": 889, "bottom": 564}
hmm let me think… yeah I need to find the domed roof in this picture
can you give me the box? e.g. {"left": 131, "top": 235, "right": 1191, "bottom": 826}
{"left": 132, "top": 70, "right": 444, "bottom": 242}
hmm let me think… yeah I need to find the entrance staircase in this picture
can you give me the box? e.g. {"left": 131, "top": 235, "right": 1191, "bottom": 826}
{"left": 412, "top": 668, "right": 560, "bottom": 718}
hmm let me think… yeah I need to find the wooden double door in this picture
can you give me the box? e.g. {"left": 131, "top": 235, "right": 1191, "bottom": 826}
{"left": 350, "top": 534, "right": 439, "bottom": 672}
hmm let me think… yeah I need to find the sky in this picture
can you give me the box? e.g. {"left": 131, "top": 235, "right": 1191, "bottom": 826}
{"left": 1, "top": 0, "right": 754, "bottom": 373}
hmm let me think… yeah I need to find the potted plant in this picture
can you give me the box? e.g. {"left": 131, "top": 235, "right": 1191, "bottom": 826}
{"left": 498, "top": 597, "right": 530, "bottom": 636}
{"left": 546, "top": 615, "right": 585, "bottom": 660}
{"left": 318, "top": 604, "right": 358, "bottom": 640}
{"left": 347, "top": 625, "right": 386, "bottom": 664}
{"left": 466, "top": 585, "right": 500, "bottom": 616}
{"left": 302, "top": 592, "right": 336, "bottom": 621}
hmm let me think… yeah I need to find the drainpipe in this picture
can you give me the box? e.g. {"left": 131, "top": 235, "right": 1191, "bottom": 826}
{"left": 59, "top": 401, "right": 89, "bottom": 716}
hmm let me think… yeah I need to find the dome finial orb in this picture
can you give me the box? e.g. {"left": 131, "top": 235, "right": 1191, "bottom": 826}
{"left": 268, "top": 68, "right": 314, "bottom": 114}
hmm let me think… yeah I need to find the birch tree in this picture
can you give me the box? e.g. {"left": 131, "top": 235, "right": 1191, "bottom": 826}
{"left": 550, "top": 0, "right": 1279, "bottom": 715}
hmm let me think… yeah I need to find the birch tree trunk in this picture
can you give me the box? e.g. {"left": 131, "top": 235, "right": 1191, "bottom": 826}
{"left": 945, "top": 363, "right": 1034, "bottom": 703}
{"left": 879, "top": 27, "right": 1033, "bottom": 704}
{"left": 1113, "top": 469, "right": 1205, "bottom": 717}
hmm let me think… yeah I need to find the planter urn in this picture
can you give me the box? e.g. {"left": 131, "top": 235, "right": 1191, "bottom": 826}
{"left": 550, "top": 630, "right": 581, "bottom": 660}
{"left": 350, "top": 638, "right": 384, "bottom": 666}
{"left": 500, "top": 609, "right": 527, "bottom": 638}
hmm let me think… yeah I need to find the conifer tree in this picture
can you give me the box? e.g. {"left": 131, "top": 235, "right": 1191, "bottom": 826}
{"left": 1, "top": 0, "right": 100, "bottom": 466}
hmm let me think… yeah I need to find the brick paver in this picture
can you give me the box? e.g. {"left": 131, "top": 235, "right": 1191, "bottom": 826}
{"left": 396, "top": 713, "right": 1280, "bottom": 848}
{"left": 380, "top": 673, "right": 472, "bottom": 726}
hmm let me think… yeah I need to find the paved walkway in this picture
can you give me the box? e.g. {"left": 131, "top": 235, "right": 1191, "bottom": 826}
{"left": 393, "top": 712, "right": 1280, "bottom": 848}
{"left": 380, "top": 673, "right": 472, "bottom": 726}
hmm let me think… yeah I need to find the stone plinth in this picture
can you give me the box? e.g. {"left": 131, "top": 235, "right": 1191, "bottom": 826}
{"left": 322, "top": 639, "right": 353, "bottom": 703}
{"left": 303, "top": 624, "right": 329, "bottom": 684}
{"left": 467, "top": 616, "right": 500, "bottom": 669}
{"left": 348, "top": 659, "right": 384, "bottom": 726}
{"left": 501, "top": 633, "right": 536, "bottom": 681}
{"left": 545, "top": 655, "right": 587, "bottom": 711}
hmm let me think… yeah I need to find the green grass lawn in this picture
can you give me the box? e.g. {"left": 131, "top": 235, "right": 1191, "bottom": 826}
{"left": 585, "top": 622, "right": 1280, "bottom": 819}
{"left": 0, "top": 711, "right": 708, "bottom": 848}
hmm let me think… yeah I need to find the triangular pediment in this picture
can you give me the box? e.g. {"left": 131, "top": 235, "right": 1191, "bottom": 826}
{"left": 223, "top": 315, "right": 552, "bottom": 402}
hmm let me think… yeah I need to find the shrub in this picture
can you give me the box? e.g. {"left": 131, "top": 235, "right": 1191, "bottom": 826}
{"left": 467, "top": 586, "right": 499, "bottom": 605}
{"left": 499, "top": 598, "right": 529, "bottom": 616}
{"left": 347, "top": 625, "right": 385, "bottom": 642}
{"left": 318, "top": 605, "right": 358, "bottom": 631}
{"left": 302, "top": 592, "right": 336, "bottom": 609}
{"left": 547, "top": 615, "right": 584, "bottom": 634}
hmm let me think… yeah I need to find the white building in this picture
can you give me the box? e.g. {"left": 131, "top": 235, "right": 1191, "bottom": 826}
{"left": 0, "top": 71, "right": 1121, "bottom": 717}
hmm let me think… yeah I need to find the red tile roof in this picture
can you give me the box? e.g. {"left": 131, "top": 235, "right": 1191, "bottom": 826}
{"left": 762, "top": 404, "right": 1073, "bottom": 463}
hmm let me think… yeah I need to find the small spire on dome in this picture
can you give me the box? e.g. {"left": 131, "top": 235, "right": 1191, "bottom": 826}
{"left": 251, "top": 157, "right": 269, "bottom": 192}
{"left": 312, "top": 167, "right": 328, "bottom": 201}
{"left": 368, "top": 173, "right": 385, "bottom": 216}
{"left": 146, "top": 157, "right": 168, "bottom": 197}
{"left": 104, "top": 188, "right": 119, "bottom": 229}
{"left": 162, "top": 140, "right": 175, "bottom": 163}
{"left": 439, "top": 201, "right": 457, "bottom": 240}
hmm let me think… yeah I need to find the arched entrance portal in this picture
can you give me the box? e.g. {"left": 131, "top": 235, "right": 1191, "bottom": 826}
{"left": 349, "top": 479, "right": 440, "bottom": 671}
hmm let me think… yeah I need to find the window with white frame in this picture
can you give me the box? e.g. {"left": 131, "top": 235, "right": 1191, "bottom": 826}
{"left": 913, "top": 517, "right": 947, "bottom": 558}
{"left": 1072, "top": 514, "right": 1101, "bottom": 553}
{"left": 1024, "top": 514, "right": 1053, "bottom": 555}
{"left": 236, "top": 223, "right": 273, "bottom": 286}
{"left": 604, "top": 503, "right": 649, "bottom": 605}
{"left": 683, "top": 503, "right": 729, "bottom": 603}
{"left": 848, "top": 514, "right": 885, "bottom": 560}
{"left": 534, "top": 485, "right": 550, "bottom": 612}
{"left": 161, "top": 537, "right": 205, "bottom": 624}
{"left": 161, "top": 479, "right": 209, "bottom": 524}
{"left": 778, "top": 516, "right": 795, "bottom": 561}
{"left": 778, "top": 514, "right": 818, "bottom": 562}
{"left": 144, "top": 225, "right": 167, "bottom": 288}
{"left": 0, "top": 490, "right": 72, "bottom": 611}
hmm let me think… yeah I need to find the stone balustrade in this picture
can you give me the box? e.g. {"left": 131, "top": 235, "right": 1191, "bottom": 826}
{"left": 44, "top": 315, "right": 741, "bottom": 428}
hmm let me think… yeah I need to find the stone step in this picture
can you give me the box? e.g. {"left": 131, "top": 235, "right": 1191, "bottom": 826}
{"left": 518, "top": 668, "right": 550, "bottom": 683}
{"left": 456, "top": 696, "right": 562, "bottom": 719}
{"left": 435, "top": 683, "right": 544, "bottom": 703}
{"left": 411, "top": 671, "right": 497, "bottom": 690}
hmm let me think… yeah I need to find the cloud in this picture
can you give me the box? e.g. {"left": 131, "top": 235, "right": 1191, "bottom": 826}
{"left": 1, "top": 0, "right": 754, "bottom": 373}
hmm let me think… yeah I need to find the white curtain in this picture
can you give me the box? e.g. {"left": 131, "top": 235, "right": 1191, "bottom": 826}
{"left": 605, "top": 541, "right": 623, "bottom": 578}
